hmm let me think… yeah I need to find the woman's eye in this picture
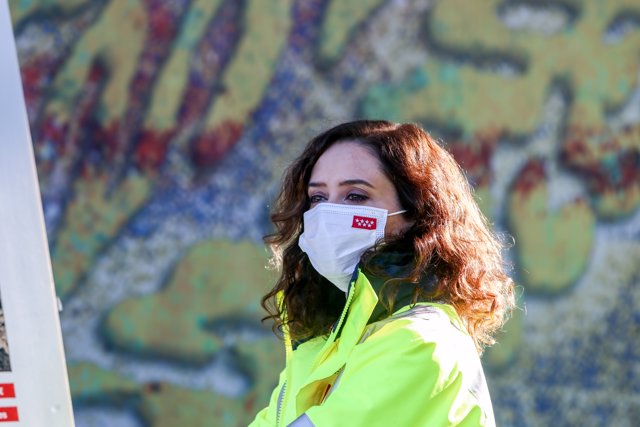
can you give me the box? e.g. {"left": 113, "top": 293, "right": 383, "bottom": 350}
{"left": 346, "top": 193, "right": 368, "bottom": 202}
{"left": 309, "top": 194, "right": 326, "bottom": 203}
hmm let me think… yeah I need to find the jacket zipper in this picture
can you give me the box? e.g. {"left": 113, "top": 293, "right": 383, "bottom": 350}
{"left": 276, "top": 380, "right": 287, "bottom": 427}
{"left": 329, "top": 278, "right": 356, "bottom": 339}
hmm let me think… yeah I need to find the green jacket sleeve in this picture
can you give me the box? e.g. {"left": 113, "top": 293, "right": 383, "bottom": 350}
{"left": 304, "top": 319, "right": 493, "bottom": 427}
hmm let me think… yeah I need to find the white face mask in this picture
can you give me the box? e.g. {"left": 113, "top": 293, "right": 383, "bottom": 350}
{"left": 298, "top": 203, "right": 406, "bottom": 292}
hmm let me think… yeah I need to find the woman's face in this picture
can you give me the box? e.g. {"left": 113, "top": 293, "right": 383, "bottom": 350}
{"left": 307, "top": 140, "right": 413, "bottom": 237}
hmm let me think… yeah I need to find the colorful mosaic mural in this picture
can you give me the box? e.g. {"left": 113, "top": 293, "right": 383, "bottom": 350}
{"left": 10, "top": 0, "right": 640, "bottom": 425}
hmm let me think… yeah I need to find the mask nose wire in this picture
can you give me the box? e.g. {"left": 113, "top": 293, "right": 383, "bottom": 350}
{"left": 388, "top": 209, "right": 407, "bottom": 217}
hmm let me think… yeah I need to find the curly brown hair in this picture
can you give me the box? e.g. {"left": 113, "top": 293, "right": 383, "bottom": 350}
{"left": 262, "top": 120, "right": 515, "bottom": 352}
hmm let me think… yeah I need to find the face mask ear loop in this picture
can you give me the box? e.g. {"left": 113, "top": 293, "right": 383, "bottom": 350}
{"left": 388, "top": 209, "right": 407, "bottom": 217}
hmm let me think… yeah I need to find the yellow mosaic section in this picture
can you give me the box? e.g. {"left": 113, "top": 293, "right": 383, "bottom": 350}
{"left": 144, "top": 0, "right": 223, "bottom": 131}
{"left": 203, "top": 0, "right": 293, "bottom": 131}
{"left": 45, "top": 0, "right": 147, "bottom": 124}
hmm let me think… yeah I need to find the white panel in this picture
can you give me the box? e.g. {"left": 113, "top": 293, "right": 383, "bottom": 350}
{"left": 0, "top": 0, "right": 75, "bottom": 425}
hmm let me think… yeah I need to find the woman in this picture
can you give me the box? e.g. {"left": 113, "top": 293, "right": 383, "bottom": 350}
{"left": 250, "top": 120, "right": 514, "bottom": 426}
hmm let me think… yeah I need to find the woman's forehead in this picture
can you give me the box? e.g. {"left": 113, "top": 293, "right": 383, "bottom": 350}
{"left": 310, "top": 142, "right": 383, "bottom": 182}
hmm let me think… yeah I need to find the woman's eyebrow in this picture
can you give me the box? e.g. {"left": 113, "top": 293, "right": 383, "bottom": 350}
{"left": 308, "top": 179, "right": 375, "bottom": 189}
{"left": 308, "top": 179, "right": 376, "bottom": 188}
{"left": 340, "top": 179, "right": 375, "bottom": 188}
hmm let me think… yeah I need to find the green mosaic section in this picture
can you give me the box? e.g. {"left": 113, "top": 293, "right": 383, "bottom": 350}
{"left": 139, "top": 383, "right": 249, "bottom": 427}
{"left": 50, "top": 171, "right": 150, "bottom": 298}
{"left": 68, "top": 362, "right": 139, "bottom": 402}
{"left": 319, "top": 0, "right": 385, "bottom": 63}
{"left": 103, "top": 240, "right": 274, "bottom": 363}
{"left": 10, "top": 0, "right": 90, "bottom": 25}
{"left": 138, "top": 338, "right": 283, "bottom": 426}
{"left": 385, "top": 0, "right": 639, "bottom": 134}
{"left": 67, "top": 336, "right": 284, "bottom": 425}
{"left": 484, "top": 306, "right": 524, "bottom": 370}
{"left": 507, "top": 160, "right": 595, "bottom": 294}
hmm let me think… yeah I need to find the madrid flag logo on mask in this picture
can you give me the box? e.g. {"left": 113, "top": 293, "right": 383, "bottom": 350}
{"left": 352, "top": 216, "right": 377, "bottom": 230}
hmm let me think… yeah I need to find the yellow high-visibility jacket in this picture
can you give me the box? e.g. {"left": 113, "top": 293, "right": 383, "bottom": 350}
{"left": 250, "top": 267, "right": 496, "bottom": 427}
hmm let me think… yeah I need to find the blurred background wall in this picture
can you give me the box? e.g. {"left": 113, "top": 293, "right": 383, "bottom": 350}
{"left": 8, "top": 0, "right": 640, "bottom": 425}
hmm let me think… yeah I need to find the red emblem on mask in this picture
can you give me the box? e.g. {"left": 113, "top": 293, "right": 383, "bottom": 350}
{"left": 352, "top": 216, "right": 377, "bottom": 230}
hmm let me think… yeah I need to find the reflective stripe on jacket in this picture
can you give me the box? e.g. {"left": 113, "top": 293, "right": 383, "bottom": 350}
{"left": 250, "top": 268, "right": 496, "bottom": 427}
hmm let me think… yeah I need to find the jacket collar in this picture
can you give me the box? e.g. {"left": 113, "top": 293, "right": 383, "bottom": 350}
{"left": 286, "top": 252, "right": 436, "bottom": 376}
{"left": 328, "top": 250, "right": 437, "bottom": 348}
{"left": 348, "top": 251, "right": 437, "bottom": 327}
{"left": 299, "top": 266, "right": 378, "bottom": 386}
